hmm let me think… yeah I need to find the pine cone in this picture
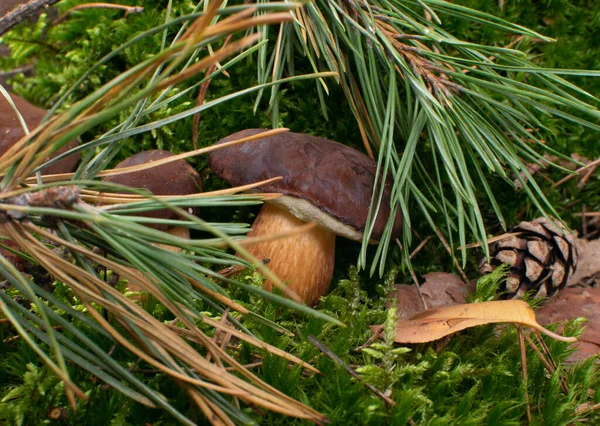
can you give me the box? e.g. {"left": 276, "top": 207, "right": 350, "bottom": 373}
{"left": 481, "top": 217, "right": 578, "bottom": 299}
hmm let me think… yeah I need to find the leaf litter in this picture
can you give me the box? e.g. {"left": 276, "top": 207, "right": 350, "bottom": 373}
{"left": 384, "top": 241, "right": 600, "bottom": 360}
{"left": 536, "top": 287, "right": 600, "bottom": 362}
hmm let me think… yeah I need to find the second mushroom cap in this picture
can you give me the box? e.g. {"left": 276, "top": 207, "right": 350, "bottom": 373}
{"left": 104, "top": 150, "right": 202, "bottom": 230}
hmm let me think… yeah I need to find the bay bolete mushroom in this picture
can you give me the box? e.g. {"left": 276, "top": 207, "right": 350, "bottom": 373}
{"left": 103, "top": 150, "right": 202, "bottom": 296}
{"left": 207, "top": 129, "right": 402, "bottom": 305}
{"left": 1, "top": 92, "right": 80, "bottom": 175}
{"left": 104, "top": 150, "right": 202, "bottom": 241}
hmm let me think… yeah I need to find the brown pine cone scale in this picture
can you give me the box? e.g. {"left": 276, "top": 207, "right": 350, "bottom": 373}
{"left": 482, "top": 217, "right": 578, "bottom": 299}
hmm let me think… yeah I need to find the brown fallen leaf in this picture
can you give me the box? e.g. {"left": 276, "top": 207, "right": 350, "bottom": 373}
{"left": 567, "top": 239, "right": 600, "bottom": 288}
{"left": 390, "top": 272, "right": 475, "bottom": 320}
{"left": 536, "top": 286, "right": 600, "bottom": 361}
{"left": 389, "top": 300, "right": 576, "bottom": 344}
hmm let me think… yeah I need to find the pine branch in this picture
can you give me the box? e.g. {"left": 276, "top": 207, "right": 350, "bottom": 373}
{"left": 0, "top": 0, "right": 60, "bottom": 36}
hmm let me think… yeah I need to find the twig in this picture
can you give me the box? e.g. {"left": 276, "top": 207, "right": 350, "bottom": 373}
{"left": 0, "top": 0, "right": 60, "bottom": 36}
{"left": 578, "top": 163, "right": 597, "bottom": 188}
{"left": 216, "top": 311, "right": 240, "bottom": 410}
{"left": 517, "top": 326, "right": 532, "bottom": 423}
{"left": 523, "top": 331, "right": 568, "bottom": 394}
{"left": 577, "top": 401, "right": 600, "bottom": 416}
{"left": 409, "top": 235, "right": 433, "bottom": 260}
{"left": 408, "top": 267, "right": 427, "bottom": 310}
{"left": 308, "top": 335, "right": 396, "bottom": 407}
{"left": 575, "top": 212, "right": 600, "bottom": 217}
{"left": 107, "top": 342, "right": 118, "bottom": 357}
{"left": 553, "top": 156, "right": 600, "bottom": 188}
{"left": 53, "top": 2, "right": 143, "bottom": 25}
{"left": 352, "top": 327, "right": 383, "bottom": 353}
{"left": 533, "top": 330, "right": 559, "bottom": 371}
{"left": 460, "top": 232, "right": 522, "bottom": 250}
{"left": 215, "top": 264, "right": 247, "bottom": 279}
{"left": 522, "top": 332, "right": 555, "bottom": 375}
{"left": 206, "top": 308, "right": 231, "bottom": 363}
{"left": 191, "top": 0, "right": 255, "bottom": 149}
{"left": 0, "top": 65, "right": 35, "bottom": 78}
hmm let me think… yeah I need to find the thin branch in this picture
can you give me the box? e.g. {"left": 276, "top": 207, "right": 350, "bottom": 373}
{"left": 576, "top": 401, "right": 600, "bottom": 416}
{"left": 553, "top": 156, "right": 600, "bottom": 188}
{"left": 352, "top": 327, "right": 383, "bottom": 353}
{"left": 460, "top": 232, "right": 523, "bottom": 250}
{"left": 409, "top": 235, "right": 433, "bottom": 260}
{"left": 532, "top": 330, "right": 570, "bottom": 393}
{"left": 0, "top": 0, "right": 60, "bottom": 36}
{"left": 575, "top": 212, "right": 600, "bottom": 217}
{"left": 53, "top": 2, "right": 144, "bottom": 25}
{"left": 523, "top": 331, "right": 568, "bottom": 394}
{"left": 517, "top": 326, "right": 532, "bottom": 423}
{"left": 191, "top": 8, "right": 241, "bottom": 149}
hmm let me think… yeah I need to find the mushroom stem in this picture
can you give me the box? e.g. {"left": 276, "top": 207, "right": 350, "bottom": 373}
{"left": 243, "top": 203, "right": 335, "bottom": 305}
{"left": 155, "top": 226, "right": 190, "bottom": 252}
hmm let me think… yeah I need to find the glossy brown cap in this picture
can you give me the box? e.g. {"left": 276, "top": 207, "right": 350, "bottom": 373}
{"left": 0, "top": 92, "right": 80, "bottom": 175}
{"left": 207, "top": 129, "right": 402, "bottom": 241}
{"left": 104, "top": 150, "right": 202, "bottom": 230}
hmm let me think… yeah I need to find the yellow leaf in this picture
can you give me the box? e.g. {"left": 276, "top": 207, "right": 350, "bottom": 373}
{"left": 388, "top": 300, "right": 577, "bottom": 344}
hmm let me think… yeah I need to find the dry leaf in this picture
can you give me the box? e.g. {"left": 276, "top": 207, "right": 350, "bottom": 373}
{"left": 567, "top": 239, "right": 600, "bottom": 288}
{"left": 390, "top": 272, "right": 475, "bottom": 320}
{"left": 536, "top": 286, "right": 600, "bottom": 361}
{"left": 391, "top": 300, "right": 576, "bottom": 344}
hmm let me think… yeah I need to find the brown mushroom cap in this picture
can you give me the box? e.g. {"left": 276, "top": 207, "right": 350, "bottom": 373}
{"left": 207, "top": 129, "right": 402, "bottom": 241}
{"left": 104, "top": 150, "right": 202, "bottom": 230}
{"left": 0, "top": 92, "right": 80, "bottom": 175}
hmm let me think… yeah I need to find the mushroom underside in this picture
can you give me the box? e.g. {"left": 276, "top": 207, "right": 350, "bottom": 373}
{"left": 269, "top": 195, "right": 363, "bottom": 241}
